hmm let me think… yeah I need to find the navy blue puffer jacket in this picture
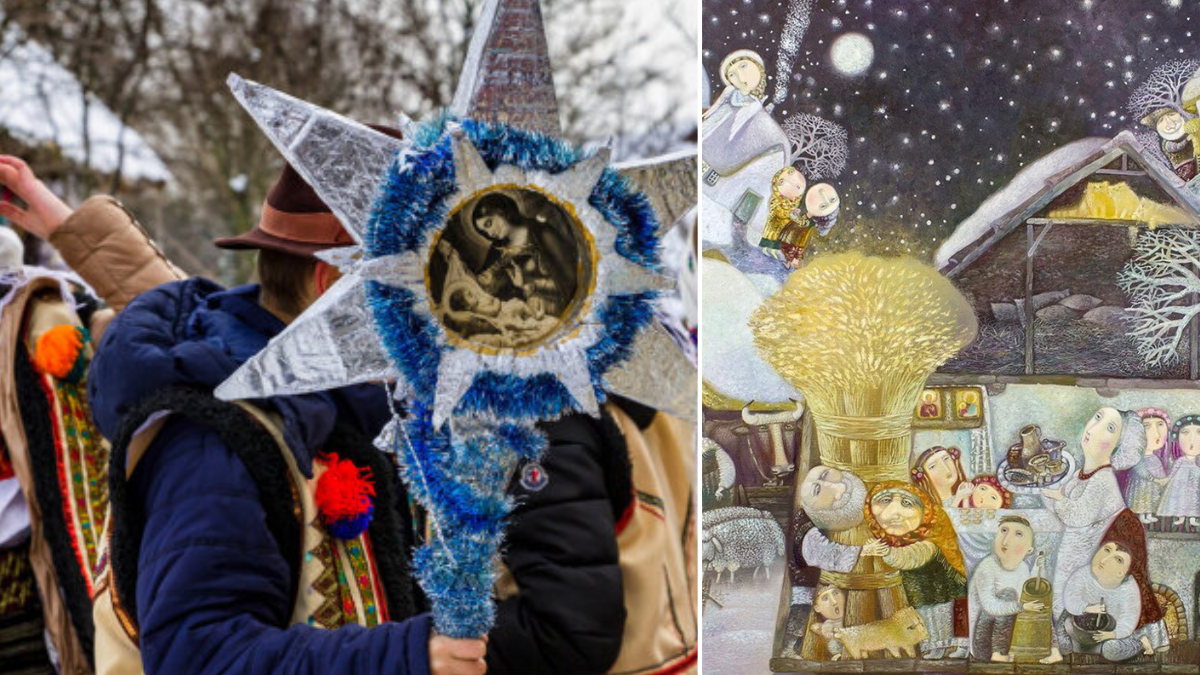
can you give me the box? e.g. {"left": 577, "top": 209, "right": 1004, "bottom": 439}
{"left": 89, "top": 278, "right": 627, "bottom": 675}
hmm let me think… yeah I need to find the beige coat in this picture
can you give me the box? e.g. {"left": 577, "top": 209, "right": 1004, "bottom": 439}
{"left": 496, "top": 404, "right": 698, "bottom": 675}
{"left": 605, "top": 405, "right": 698, "bottom": 675}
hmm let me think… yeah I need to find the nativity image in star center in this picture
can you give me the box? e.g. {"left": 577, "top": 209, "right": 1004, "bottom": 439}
{"left": 700, "top": 1, "right": 1200, "bottom": 674}
{"left": 428, "top": 188, "right": 589, "bottom": 349}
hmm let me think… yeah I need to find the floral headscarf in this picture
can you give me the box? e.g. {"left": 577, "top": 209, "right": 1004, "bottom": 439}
{"left": 864, "top": 480, "right": 966, "bottom": 578}
{"left": 910, "top": 445, "right": 966, "bottom": 503}
{"left": 1138, "top": 407, "right": 1175, "bottom": 468}
{"left": 769, "top": 168, "right": 804, "bottom": 214}
{"left": 968, "top": 475, "right": 1012, "bottom": 509}
{"left": 1168, "top": 414, "right": 1200, "bottom": 463}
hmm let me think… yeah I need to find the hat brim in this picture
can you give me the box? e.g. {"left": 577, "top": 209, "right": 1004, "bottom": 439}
{"left": 213, "top": 227, "right": 339, "bottom": 258}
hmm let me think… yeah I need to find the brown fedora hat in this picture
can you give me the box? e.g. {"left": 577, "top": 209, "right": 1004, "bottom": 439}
{"left": 214, "top": 124, "right": 403, "bottom": 258}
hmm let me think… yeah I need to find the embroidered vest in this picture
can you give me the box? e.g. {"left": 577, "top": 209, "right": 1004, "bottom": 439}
{"left": 93, "top": 388, "right": 418, "bottom": 675}
{"left": 2, "top": 282, "right": 107, "bottom": 675}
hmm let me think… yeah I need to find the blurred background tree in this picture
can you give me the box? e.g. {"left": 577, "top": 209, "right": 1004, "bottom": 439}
{"left": 0, "top": 0, "right": 696, "bottom": 281}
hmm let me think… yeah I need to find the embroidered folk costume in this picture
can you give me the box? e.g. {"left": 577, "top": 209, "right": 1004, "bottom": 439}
{"left": 0, "top": 198, "right": 181, "bottom": 675}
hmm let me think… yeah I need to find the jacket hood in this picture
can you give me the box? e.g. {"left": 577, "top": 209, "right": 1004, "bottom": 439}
{"left": 89, "top": 278, "right": 390, "bottom": 474}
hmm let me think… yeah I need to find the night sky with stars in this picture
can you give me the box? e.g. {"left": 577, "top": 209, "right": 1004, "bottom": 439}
{"left": 702, "top": 0, "right": 1200, "bottom": 260}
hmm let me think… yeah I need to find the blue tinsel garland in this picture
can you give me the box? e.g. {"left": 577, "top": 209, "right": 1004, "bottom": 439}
{"left": 364, "top": 117, "right": 661, "bottom": 637}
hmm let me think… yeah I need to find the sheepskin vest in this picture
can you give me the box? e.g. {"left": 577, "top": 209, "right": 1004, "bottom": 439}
{"left": 1, "top": 280, "right": 104, "bottom": 675}
{"left": 93, "top": 387, "right": 419, "bottom": 675}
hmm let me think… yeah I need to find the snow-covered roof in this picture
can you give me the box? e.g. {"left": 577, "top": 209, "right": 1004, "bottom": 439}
{"left": 0, "top": 27, "right": 170, "bottom": 183}
{"left": 936, "top": 131, "right": 1200, "bottom": 275}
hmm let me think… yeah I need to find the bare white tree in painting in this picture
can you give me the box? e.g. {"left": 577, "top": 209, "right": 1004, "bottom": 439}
{"left": 1127, "top": 59, "right": 1200, "bottom": 120}
{"left": 1118, "top": 228, "right": 1200, "bottom": 368}
{"left": 781, "top": 112, "right": 847, "bottom": 180}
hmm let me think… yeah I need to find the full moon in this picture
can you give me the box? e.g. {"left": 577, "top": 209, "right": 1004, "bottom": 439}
{"left": 830, "top": 33, "right": 874, "bottom": 77}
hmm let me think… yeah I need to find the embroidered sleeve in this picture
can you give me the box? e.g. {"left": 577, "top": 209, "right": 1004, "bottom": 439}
{"left": 1053, "top": 472, "right": 1121, "bottom": 526}
{"left": 881, "top": 540, "right": 936, "bottom": 571}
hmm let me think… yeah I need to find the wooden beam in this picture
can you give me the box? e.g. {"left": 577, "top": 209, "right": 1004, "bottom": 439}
{"left": 1026, "top": 217, "right": 1200, "bottom": 228}
{"left": 1094, "top": 169, "right": 1148, "bottom": 176}
{"left": 1028, "top": 222, "right": 1053, "bottom": 257}
{"left": 1025, "top": 222, "right": 1036, "bottom": 375}
{"left": 927, "top": 372, "right": 1200, "bottom": 390}
{"left": 1026, "top": 217, "right": 1141, "bottom": 226}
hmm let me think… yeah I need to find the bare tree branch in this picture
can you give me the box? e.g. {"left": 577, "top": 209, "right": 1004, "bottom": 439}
{"left": 781, "top": 112, "right": 848, "bottom": 180}
{"left": 1117, "top": 228, "right": 1200, "bottom": 368}
{"left": 1127, "top": 58, "right": 1200, "bottom": 120}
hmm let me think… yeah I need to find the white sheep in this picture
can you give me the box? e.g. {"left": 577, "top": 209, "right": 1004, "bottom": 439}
{"left": 701, "top": 509, "right": 784, "bottom": 584}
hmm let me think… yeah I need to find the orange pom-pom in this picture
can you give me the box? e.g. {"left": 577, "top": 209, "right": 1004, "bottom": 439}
{"left": 33, "top": 325, "right": 87, "bottom": 380}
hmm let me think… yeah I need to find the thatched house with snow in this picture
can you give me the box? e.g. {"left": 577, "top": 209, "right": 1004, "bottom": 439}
{"left": 935, "top": 130, "right": 1200, "bottom": 384}
{"left": 0, "top": 22, "right": 172, "bottom": 267}
{"left": 0, "top": 22, "right": 170, "bottom": 190}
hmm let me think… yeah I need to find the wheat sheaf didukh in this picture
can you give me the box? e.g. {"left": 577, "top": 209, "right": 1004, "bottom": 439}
{"left": 749, "top": 252, "right": 978, "bottom": 483}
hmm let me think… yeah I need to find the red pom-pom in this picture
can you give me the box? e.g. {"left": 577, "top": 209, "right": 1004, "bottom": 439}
{"left": 315, "top": 454, "right": 376, "bottom": 522}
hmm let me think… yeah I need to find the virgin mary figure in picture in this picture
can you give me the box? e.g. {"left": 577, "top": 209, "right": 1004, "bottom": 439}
{"left": 1042, "top": 408, "right": 1143, "bottom": 619}
{"left": 432, "top": 190, "right": 574, "bottom": 347}
{"left": 470, "top": 191, "right": 573, "bottom": 320}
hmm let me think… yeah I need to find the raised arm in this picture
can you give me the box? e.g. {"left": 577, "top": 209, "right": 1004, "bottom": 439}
{"left": 0, "top": 156, "right": 184, "bottom": 316}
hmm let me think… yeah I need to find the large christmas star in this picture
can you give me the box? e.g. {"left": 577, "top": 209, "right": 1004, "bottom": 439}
{"left": 215, "top": 0, "right": 697, "bottom": 426}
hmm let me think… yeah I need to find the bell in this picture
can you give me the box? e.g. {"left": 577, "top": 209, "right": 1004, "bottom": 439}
{"left": 1009, "top": 555, "right": 1054, "bottom": 663}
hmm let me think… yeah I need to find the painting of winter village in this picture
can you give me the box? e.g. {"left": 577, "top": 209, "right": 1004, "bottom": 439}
{"left": 701, "top": 1, "right": 1200, "bottom": 673}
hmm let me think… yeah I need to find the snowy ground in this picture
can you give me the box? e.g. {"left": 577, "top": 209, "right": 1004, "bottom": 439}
{"left": 702, "top": 562, "right": 784, "bottom": 675}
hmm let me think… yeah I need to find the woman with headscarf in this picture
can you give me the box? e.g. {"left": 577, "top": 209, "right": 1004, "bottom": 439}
{"left": 910, "top": 445, "right": 969, "bottom": 508}
{"left": 1042, "top": 509, "right": 1167, "bottom": 663}
{"left": 863, "top": 481, "right": 969, "bottom": 660}
{"left": 757, "top": 166, "right": 806, "bottom": 265}
{"left": 1042, "top": 408, "right": 1144, "bottom": 621}
{"left": 1120, "top": 408, "right": 1170, "bottom": 524}
{"left": 1156, "top": 414, "right": 1200, "bottom": 528}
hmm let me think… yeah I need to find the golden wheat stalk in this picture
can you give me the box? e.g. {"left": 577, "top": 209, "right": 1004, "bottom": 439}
{"left": 750, "top": 253, "right": 978, "bottom": 485}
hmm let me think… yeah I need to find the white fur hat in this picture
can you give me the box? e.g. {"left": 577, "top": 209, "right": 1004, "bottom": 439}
{"left": 1112, "top": 409, "right": 1147, "bottom": 471}
{"left": 720, "top": 49, "right": 765, "bottom": 85}
{"left": 0, "top": 227, "right": 24, "bottom": 270}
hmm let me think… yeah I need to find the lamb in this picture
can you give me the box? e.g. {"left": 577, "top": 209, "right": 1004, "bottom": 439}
{"left": 701, "top": 509, "right": 784, "bottom": 583}
{"left": 832, "top": 606, "right": 929, "bottom": 659}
